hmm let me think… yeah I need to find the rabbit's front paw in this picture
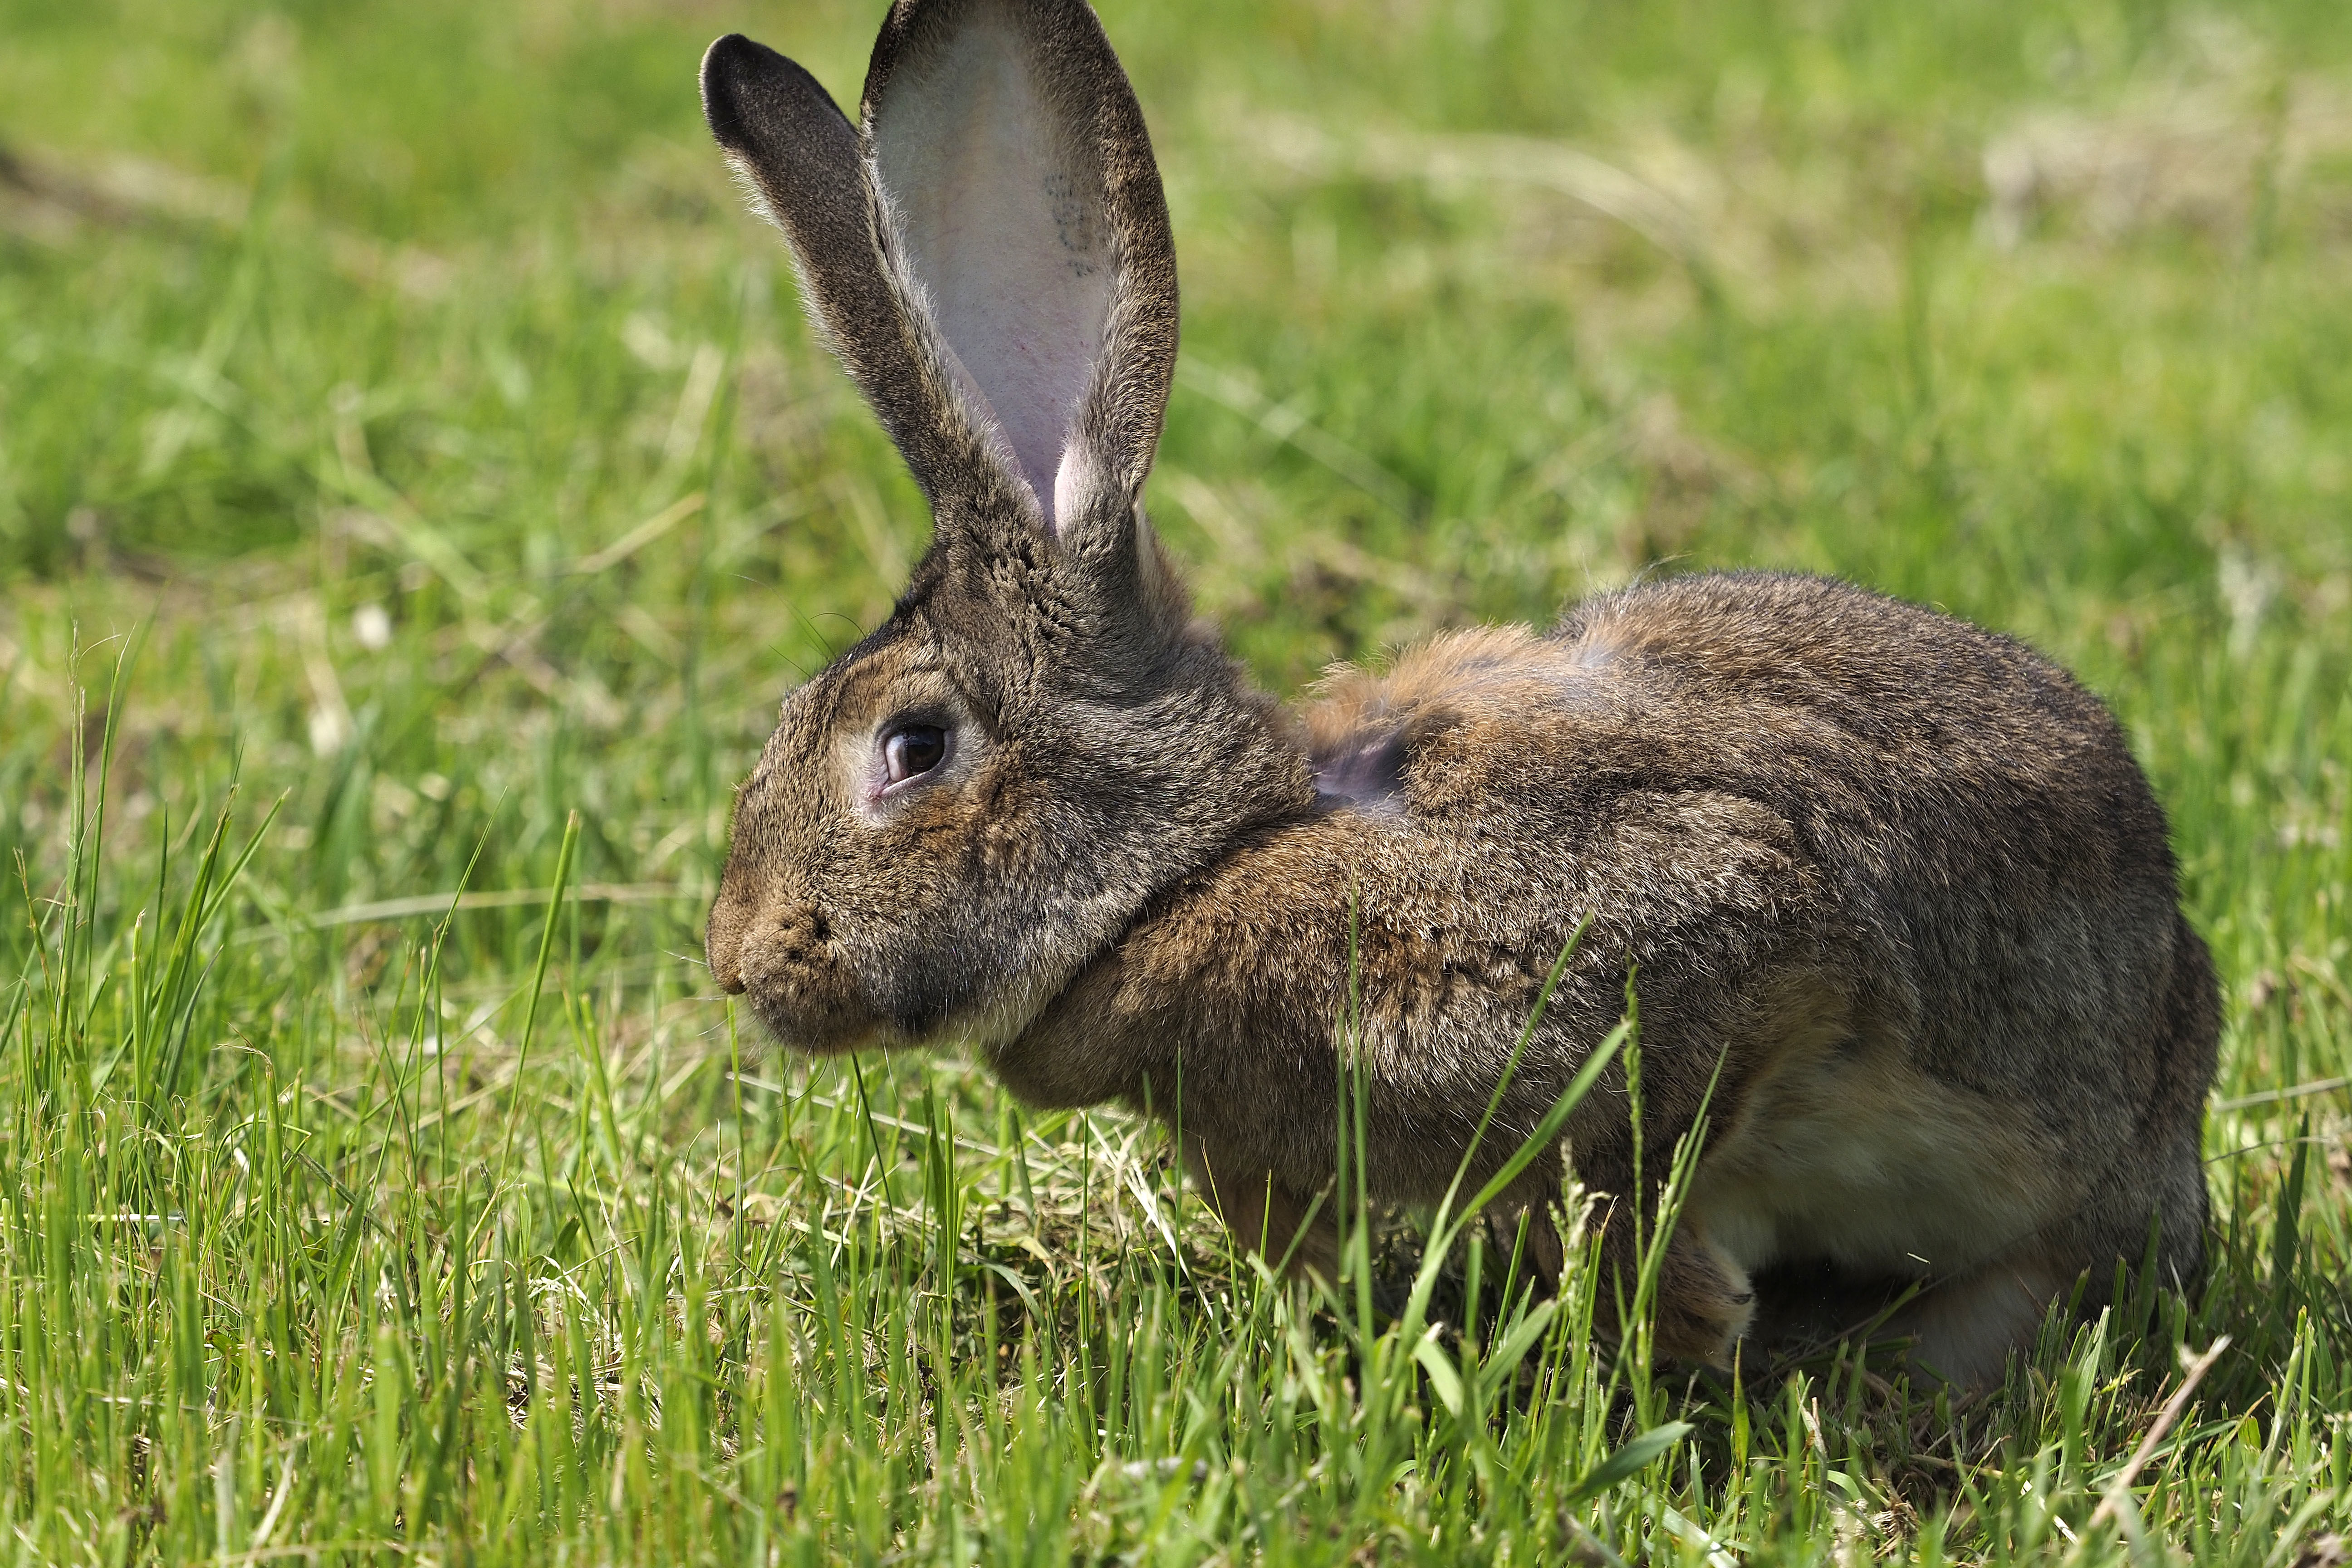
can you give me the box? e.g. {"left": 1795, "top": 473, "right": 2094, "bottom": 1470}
{"left": 1181, "top": 1134, "right": 1339, "bottom": 1279}
{"left": 1651, "top": 1232, "right": 1757, "bottom": 1368}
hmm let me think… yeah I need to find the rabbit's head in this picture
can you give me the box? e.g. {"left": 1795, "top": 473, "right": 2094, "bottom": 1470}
{"left": 701, "top": 2, "right": 1311, "bottom": 1054}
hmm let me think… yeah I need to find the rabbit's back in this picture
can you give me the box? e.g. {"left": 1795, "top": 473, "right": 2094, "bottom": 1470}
{"left": 1303, "top": 571, "right": 2213, "bottom": 1152}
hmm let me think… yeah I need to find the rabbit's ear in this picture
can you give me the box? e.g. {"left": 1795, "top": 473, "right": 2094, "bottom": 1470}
{"left": 702, "top": 34, "right": 1017, "bottom": 523}
{"left": 860, "top": 0, "right": 1178, "bottom": 548}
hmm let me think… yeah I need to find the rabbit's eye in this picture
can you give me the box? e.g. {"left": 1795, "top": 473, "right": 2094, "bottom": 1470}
{"left": 883, "top": 724, "right": 949, "bottom": 786}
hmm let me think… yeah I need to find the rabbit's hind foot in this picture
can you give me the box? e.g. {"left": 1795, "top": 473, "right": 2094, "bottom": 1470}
{"left": 1884, "top": 1246, "right": 2072, "bottom": 1391}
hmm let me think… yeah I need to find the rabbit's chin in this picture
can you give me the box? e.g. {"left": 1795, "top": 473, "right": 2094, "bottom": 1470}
{"left": 733, "top": 996, "right": 892, "bottom": 1058}
{"left": 730, "top": 960, "right": 912, "bottom": 1057}
{"left": 742, "top": 965, "right": 1073, "bottom": 1064}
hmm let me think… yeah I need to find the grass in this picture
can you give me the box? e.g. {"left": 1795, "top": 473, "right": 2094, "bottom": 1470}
{"left": 3, "top": 0, "right": 2352, "bottom": 1559}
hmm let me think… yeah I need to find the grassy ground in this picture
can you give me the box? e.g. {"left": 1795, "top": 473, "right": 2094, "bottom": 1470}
{"left": 4, "top": 0, "right": 2352, "bottom": 1560}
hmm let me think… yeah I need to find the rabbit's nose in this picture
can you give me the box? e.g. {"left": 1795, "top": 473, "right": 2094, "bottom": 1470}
{"left": 705, "top": 888, "right": 753, "bottom": 995}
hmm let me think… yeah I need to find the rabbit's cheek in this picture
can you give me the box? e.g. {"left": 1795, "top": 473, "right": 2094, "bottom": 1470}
{"left": 863, "top": 754, "right": 1040, "bottom": 879}
{"left": 877, "top": 796, "right": 969, "bottom": 858}
{"left": 866, "top": 776, "right": 999, "bottom": 867}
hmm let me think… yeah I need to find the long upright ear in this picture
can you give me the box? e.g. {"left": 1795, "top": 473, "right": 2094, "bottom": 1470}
{"left": 701, "top": 34, "right": 1025, "bottom": 524}
{"left": 861, "top": 0, "right": 1179, "bottom": 549}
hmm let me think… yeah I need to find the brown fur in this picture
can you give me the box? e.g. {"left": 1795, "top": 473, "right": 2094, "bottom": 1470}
{"left": 697, "top": 1, "right": 2217, "bottom": 1388}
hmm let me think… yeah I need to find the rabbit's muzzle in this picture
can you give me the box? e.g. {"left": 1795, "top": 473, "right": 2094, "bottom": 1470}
{"left": 706, "top": 889, "right": 881, "bottom": 1053}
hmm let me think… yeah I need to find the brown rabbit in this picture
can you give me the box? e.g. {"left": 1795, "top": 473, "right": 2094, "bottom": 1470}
{"left": 698, "top": 0, "right": 2217, "bottom": 1387}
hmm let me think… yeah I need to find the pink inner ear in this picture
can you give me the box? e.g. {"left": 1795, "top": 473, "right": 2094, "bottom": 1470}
{"left": 872, "top": 8, "right": 1113, "bottom": 531}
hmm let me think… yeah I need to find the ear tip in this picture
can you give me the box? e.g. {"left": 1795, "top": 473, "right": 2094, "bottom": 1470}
{"left": 701, "top": 34, "right": 846, "bottom": 154}
{"left": 864, "top": 0, "right": 1122, "bottom": 110}
{"left": 700, "top": 32, "right": 770, "bottom": 87}
{"left": 699, "top": 34, "right": 766, "bottom": 146}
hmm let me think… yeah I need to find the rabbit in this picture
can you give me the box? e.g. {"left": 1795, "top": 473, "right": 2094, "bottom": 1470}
{"left": 696, "top": 0, "right": 2218, "bottom": 1388}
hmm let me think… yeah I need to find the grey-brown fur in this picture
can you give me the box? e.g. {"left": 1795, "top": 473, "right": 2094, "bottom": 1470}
{"left": 698, "top": 0, "right": 2217, "bottom": 1387}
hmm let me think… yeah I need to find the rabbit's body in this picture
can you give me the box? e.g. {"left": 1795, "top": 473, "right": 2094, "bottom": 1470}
{"left": 696, "top": 0, "right": 2217, "bottom": 1387}
{"left": 1001, "top": 573, "right": 2216, "bottom": 1379}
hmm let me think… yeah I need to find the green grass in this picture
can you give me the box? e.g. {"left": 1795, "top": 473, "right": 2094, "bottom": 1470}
{"left": 4, "top": 0, "right": 2352, "bottom": 1560}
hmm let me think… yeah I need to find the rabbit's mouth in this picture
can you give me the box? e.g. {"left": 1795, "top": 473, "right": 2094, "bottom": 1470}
{"left": 748, "top": 1010, "right": 896, "bottom": 1058}
{"left": 735, "top": 1006, "right": 883, "bottom": 1058}
{"left": 731, "top": 972, "right": 903, "bottom": 1057}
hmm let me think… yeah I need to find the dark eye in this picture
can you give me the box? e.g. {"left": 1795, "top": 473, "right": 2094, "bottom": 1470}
{"left": 883, "top": 723, "right": 949, "bottom": 786}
